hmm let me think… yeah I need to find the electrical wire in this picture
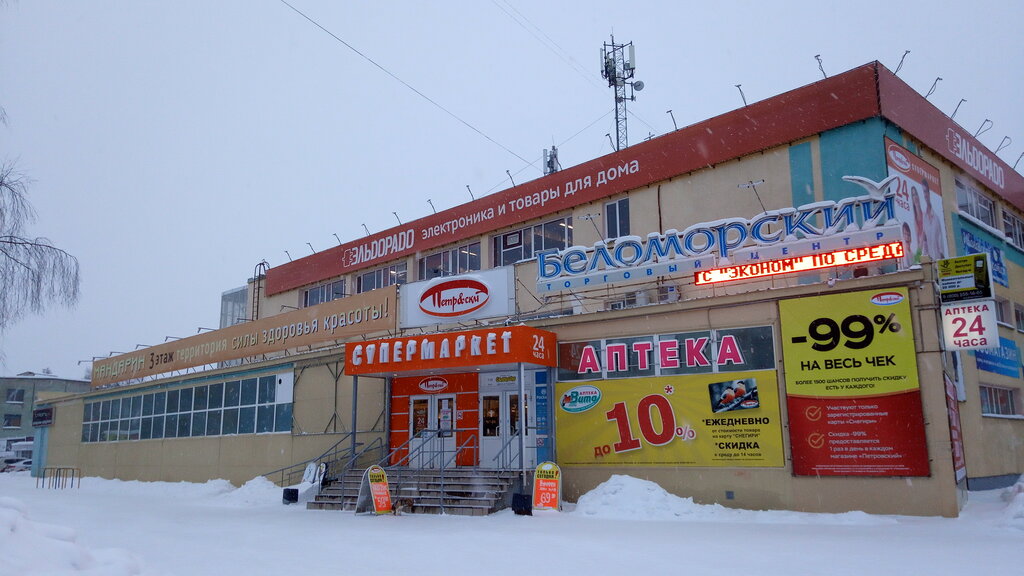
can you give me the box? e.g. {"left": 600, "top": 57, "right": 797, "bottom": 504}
{"left": 490, "top": 0, "right": 604, "bottom": 91}
{"left": 278, "top": 0, "right": 536, "bottom": 169}
{"left": 484, "top": 110, "right": 614, "bottom": 195}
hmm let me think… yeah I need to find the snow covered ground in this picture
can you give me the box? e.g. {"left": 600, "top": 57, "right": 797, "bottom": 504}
{"left": 1, "top": 472, "right": 1021, "bottom": 576}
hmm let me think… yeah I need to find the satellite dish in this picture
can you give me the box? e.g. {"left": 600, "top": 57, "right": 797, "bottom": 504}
{"left": 633, "top": 80, "right": 645, "bottom": 91}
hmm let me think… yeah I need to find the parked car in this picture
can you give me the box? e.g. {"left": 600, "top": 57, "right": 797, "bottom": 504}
{"left": 2, "top": 459, "right": 31, "bottom": 472}
{"left": 2, "top": 456, "right": 23, "bottom": 468}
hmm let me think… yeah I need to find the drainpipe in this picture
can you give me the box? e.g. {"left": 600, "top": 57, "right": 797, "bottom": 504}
{"left": 519, "top": 362, "right": 527, "bottom": 486}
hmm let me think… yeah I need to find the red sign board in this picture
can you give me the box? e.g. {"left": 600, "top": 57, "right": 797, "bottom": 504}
{"left": 944, "top": 373, "right": 967, "bottom": 483}
{"left": 694, "top": 242, "right": 904, "bottom": 285}
{"left": 266, "top": 63, "right": 887, "bottom": 296}
{"left": 345, "top": 325, "right": 557, "bottom": 375}
{"left": 781, "top": 289, "right": 930, "bottom": 477}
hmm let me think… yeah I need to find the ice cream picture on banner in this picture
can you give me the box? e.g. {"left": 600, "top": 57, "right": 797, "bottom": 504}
{"left": 886, "top": 138, "right": 947, "bottom": 265}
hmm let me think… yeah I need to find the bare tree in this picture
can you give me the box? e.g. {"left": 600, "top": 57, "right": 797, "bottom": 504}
{"left": 0, "top": 162, "right": 80, "bottom": 332}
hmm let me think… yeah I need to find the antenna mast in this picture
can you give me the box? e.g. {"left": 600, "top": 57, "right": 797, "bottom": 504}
{"left": 601, "top": 35, "right": 643, "bottom": 151}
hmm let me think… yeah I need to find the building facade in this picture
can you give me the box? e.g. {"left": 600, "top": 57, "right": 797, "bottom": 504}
{"left": 2, "top": 372, "right": 91, "bottom": 459}
{"left": 38, "top": 62, "right": 1023, "bottom": 516}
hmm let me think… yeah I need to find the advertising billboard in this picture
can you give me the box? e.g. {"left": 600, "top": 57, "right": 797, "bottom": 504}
{"left": 92, "top": 286, "right": 397, "bottom": 387}
{"left": 780, "top": 288, "right": 930, "bottom": 476}
{"left": 555, "top": 371, "right": 784, "bottom": 467}
{"left": 885, "top": 137, "right": 947, "bottom": 265}
{"left": 398, "top": 268, "right": 514, "bottom": 329}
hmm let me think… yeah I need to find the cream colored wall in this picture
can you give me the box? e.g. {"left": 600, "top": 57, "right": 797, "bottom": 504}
{"left": 534, "top": 270, "right": 961, "bottom": 517}
{"left": 910, "top": 135, "right": 1024, "bottom": 483}
{"left": 43, "top": 351, "right": 386, "bottom": 487}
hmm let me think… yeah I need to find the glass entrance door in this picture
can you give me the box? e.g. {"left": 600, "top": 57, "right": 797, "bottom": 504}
{"left": 408, "top": 394, "right": 456, "bottom": 468}
{"left": 479, "top": 390, "right": 533, "bottom": 469}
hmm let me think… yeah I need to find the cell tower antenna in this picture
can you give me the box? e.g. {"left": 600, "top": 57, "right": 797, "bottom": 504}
{"left": 601, "top": 35, "right": 643, "bottom": 151}
{"left": 543, "top": 146, "right": 561, "bottom": 175}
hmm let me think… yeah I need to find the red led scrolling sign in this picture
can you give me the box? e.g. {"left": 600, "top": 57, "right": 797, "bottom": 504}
{"left": 694, "top": 242, "right": 905, "bottom": 286}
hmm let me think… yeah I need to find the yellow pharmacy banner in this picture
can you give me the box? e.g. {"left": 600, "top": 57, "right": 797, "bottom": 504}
{"left": 555, "top": 371, "right": 783, "bottom": 467}
{"left": 779, "top": 288, "right": 919, "bottom": 398}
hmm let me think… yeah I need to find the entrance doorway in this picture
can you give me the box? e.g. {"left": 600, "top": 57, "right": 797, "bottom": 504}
{"left": 408, "top": 394, "right": 456, "bottom": 468}
{"left": 479, "top": 373, "right": 535, "bottom": 469}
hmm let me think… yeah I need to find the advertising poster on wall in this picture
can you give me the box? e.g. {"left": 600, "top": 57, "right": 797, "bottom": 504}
{"left": 944, "top": 374, "right": 967, "bottom": 483}
{"left": 885, "top": 138, "right": 947, "bottom": 266}
{"left": 780, "top": 288, "right": 930, "bottom": 476}
{"left": 974, "top": 337, "right": 1022, "bottom": 378}
{"left": 554, "top": 371, "right": 784, "bottom": 467}
{"left": 959, "top": 223, "right": 1010, "bottom": 287}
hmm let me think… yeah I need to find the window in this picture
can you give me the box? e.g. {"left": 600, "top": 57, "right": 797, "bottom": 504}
{"left": 5, "top": 389, "right": 25, "bottom": 404}
{"left": 956, "top": 178, "right": 995, "bottom": 227}
{"left": 492, "top": 216, "right": 573, "bottom": 267}
{"left": 80, "top": 372, "right": 294, "bottom": 443}
{"left": 418, "top": 242, "right": 481, "bottom": 280}
{"left": 303, "top": 279, "right": 346, "bottom": 308}
{"left": 980, "top": 386, "right": 1019, "bottom": 416}
{"left": 605, "top": 198, "right": 630, "bottom": 240}
{"left": 1015, "top": 304, "right": 1024, "bottom": 332}
{"left": 357, "top": 262, "right": 407, "bottom": 293}
{"left": 3, "top": 414, "right": 21, "bottom": 429}
{"left": 994, "top": 297, "right": 1011, "bottom": 326}
{"left": 1004, "top": 210, "right": 1024, "bottom": 249}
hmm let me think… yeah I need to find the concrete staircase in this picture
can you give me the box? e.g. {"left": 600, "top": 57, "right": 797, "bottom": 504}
{"left": 307, "top": 468, "right": 519, "bottom": 516}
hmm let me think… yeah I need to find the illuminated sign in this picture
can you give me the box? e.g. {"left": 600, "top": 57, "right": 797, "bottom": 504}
{"left": 345, "top": 325, "right": 557, "bottom": 375}
{"left": 694, "top": 242, "right": 904, "bottom": 286}
{"left": 537, "top": 178, "right": 901, "bottom": 292}
{"left": 399, "top": 268, "right": 514, "bottom": 329}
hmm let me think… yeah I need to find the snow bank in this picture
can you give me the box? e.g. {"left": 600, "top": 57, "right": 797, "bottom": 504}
{"left": 215, "top": 476, "right": 284, "bottom": 507}
{"left": 1001, "top": 479, "right": 1024, "bottom": 530}
{"left": 574, "top": 474, "right": 894, "bottom": 525}
{"left": 0, "top": 496, "right": 145, "bottom": 576}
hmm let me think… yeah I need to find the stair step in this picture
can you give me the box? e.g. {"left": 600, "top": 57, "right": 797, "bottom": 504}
{"left": 307, "top": 466, "right": 520, "bottom": 515}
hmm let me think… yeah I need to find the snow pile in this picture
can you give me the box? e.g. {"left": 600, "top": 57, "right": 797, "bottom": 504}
{"left": 76, "top": 477, "right": 236, "bottom": 500}
{"left": 0, "top": 496, "right": 145, "bottom": 575}
{"left": 575, "top": 474, "right": 893, "bottom": 525}
{"left": 1001, "top": 479, "right": 1024, "bottom": 530}
{"left": 215, "top": 476, "right": 284, "bottom": 507}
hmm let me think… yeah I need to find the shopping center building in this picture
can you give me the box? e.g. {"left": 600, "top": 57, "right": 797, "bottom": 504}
{"left": 37, "top": 62, "right": 1023, "bottom": 517}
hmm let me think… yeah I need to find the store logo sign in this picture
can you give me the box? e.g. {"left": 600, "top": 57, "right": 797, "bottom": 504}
{"left": 418, "top": 377, "right": 449, "bottom": 392}
{"left": 560, "top": 385, "right": 602, "bottom": 413}
{"left": 537, "top": 182, "right": 897, "bottom": 292}
{"left": 419, "top": 279, "right": 489, "bottom": 318}
{"left": 887, "top": 145, "right": 912, "bottom": 172}
{"left": 870, "top": 292, "right": 904, "bottom": 306}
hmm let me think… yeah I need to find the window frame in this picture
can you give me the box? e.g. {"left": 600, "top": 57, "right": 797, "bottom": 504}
{"left": 80, "top": 372, "right": 294, "bottom": 443}
{"left": 417, "top": 241, "right": 481, "bottom": 280}
{"left": 605, "top": 197, "right": 630, "bottom": 240}
{"left": 491, "top": 216, "right": 573, "bottom": 267}
{"left": 4, "top": 388, "right": 26, "bottom": 404}
{"left": 356, "top": 262, "right": 407, "bottom": 293}
{"left": 1003, "top": 210, "right": 1024, "bottom": 250}
{"left": 979, "top": 385, "right": 1020, "bottom": 417}
{"left": 303, "top": 279, "right": 347, "bottom": 308}
{"left": 956, "top": 178, "right": 995, "bottom": 227}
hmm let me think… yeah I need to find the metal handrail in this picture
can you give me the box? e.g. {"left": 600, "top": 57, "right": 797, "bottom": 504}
{"left": 261, "top": 432, "right": 356, "bottom": 487}
{"left": 489, "top": 429, "right": 524, "bottom": 469}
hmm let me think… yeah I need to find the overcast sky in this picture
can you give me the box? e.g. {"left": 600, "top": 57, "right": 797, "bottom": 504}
{"left": 2, "top": 1, "right": 1022, "bottom": 380}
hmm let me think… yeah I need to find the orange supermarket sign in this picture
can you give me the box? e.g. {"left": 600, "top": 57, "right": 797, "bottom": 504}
{"left": 345, "top": 325, "right": 557, "bottom": 375}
